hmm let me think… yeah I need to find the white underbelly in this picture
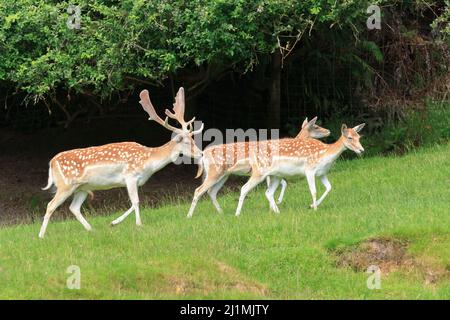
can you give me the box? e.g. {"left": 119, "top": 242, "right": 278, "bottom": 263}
{"left": 272, "top": 164, "right": 306, "bottom": 177}
{"left": 270, "top": 157, "right": 307, "bottom": 177}
{"left": 79, "top": 164, "right": 127, "bottom": 190}
{"left": 228, "top": 159, "right": 251, "bottom": 175}
{"left": 315, "top": 162, "right": 333, "bottom": 176}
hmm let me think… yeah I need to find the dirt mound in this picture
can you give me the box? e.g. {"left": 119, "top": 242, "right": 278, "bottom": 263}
{"left": 332, "top": 237, "right": 450, "bottom": 285}
{"left": 335, "top": 238, "right": 412, "bottom": 274}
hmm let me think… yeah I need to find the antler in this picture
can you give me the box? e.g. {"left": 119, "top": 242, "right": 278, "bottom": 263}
{"left": 164, "top": 87, "right": 195, "bottom": 131}
{"left": 139, "top": 90, "right": 180, "bottom": 133}
{"left": 189, "top": 122, "right": 204, "bottom": 136}
{"left": 140, "top": 87, "right": 201, "bottom": 134}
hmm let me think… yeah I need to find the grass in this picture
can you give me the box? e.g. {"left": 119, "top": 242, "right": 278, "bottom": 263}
{"left": 0, "top": 143, "right": 449, "bottom": 299}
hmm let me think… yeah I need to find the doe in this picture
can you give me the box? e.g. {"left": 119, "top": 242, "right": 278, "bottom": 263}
{"left": 187, "top": 117, "right": 330, "bottom": 217}
{"left": 236, "top": 123, "right": 365, "bottom": 216}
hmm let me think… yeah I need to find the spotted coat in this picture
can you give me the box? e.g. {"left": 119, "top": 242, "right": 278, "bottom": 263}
{"left": 51, "top": 142, "right": 153, "bottom": 181}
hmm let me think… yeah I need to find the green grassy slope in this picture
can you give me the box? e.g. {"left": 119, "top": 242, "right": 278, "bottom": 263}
{"left": 0, "top": 143, "right": 449, "bottom": 299}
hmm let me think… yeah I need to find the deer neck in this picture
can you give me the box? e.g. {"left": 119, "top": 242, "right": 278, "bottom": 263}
{"left": 322, "top": 136, "right": 346, "bottom": 161}
{"left": 295, "top": 130, "right": 307, "bottom": 139}
{"left": 151, "top": 140, "right": 179, "bottom": 169}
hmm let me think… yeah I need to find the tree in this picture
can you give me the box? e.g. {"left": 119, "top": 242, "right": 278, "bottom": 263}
{"left": 0, "top": 0, "right": 447, "bottom": 128}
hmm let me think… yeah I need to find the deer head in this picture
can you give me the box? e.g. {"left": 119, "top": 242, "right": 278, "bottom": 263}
{"left": 139, "top": 88, "right": 204, "bottom": 159}
{"left": 341, "top": 123, "right": 365, "bottom": 154}
{"left": 297, "top": 116, "right": 331, "bottom": 139}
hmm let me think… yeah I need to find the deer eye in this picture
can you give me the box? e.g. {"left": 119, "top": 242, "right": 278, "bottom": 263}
{"left": 348, "top": 136, "right": 353, "bottom": 140}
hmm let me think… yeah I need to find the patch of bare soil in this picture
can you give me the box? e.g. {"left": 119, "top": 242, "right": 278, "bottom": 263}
{"left": 336, "top": 238, "right": 412, "bottom": 274}
{"left": 333, "top": 237, "right": 450, "bottom": 285}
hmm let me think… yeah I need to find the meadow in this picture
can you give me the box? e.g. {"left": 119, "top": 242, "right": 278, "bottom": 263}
{"left": 0, "top": 143, "right": 448, "bottom": 299}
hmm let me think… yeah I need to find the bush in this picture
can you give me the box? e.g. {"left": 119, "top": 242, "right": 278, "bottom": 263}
{"left": 306, "top": 99, "right": 450, "bottom": 157}
{"left": 0, "top": 0, "right": 448, "bottom": 135}
{"left": 0, "top": 0, "right": 374, "bottom": 102}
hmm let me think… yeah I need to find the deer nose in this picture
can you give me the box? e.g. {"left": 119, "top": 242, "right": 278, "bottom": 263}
{"left": 359, "top": 147, "right": 365, "bottom": 153}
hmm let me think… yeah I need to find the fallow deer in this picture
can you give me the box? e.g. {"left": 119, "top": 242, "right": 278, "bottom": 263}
{"left": 39, "top": 87, "right": 203, "bottom": 238}
{"left": 187, "top": 117, "right": 330, "bottom": 217}
{"left": 235, "top": 123, "right": 365, "bottom": 216}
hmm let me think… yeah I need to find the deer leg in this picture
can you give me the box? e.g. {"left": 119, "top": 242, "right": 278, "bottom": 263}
{"left": 313, "top": 175, "right": 332, "bottom": 208}
{"left": 207, "top": 175, "right": 229, "bottom": 213}
{"left": 266, "top": 176, "right": 287, "bottom": 204}
{"left": 39, "top": 187, "right": 75, "bottom": 238}
{"left": 111, "top": 206, "right": 134, "bottom": 226}
{"left": 187, "top": 174, "right": 223, "bottom": 218}
{"left": 306, "top": 171, "right": 317, "bottom": 210}
{"left": 235, "top": 173, "right": 266, "bottom": 216}
{"left": 111, "top": 179, "right": 140, "bottom": 226}
{"left": 69, "top": 191, "right": 92, "bottom": 231}
{"left": 129, "top": 181, "right": 141, "bottom": 226}
{"left": 127, "top": 179, "right": 141, "bottom": 226}
{"left": 277, "top": 179, "right": 288, "bottom": 204}
{"left": 265, "top": 176, "right": 281, "bottom": 214}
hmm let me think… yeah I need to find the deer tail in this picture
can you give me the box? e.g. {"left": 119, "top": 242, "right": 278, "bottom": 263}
{"left": 195, "top": 157, "right": 204, "bottom": 179}
{"left": 41, "top": 165, "right": 54, "bottom": 191}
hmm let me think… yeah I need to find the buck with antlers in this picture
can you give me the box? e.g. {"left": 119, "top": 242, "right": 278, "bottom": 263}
{"left": 234, "top": 123, "right": 365, "bottom": 216}
{"left": 187, "top": 117, "right": 330, "bottom": 217}
{"left": 39, "top": 87, "right": 203, "bottom": 238}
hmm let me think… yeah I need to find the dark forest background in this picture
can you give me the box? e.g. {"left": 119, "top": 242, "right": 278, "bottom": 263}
{"left": 0, "top": 0, "right": 449, "bottom": 223}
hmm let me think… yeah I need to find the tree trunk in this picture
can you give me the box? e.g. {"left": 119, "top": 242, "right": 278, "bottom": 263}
{"left": 268, "top": 51, "right": 281, "bottom": 129}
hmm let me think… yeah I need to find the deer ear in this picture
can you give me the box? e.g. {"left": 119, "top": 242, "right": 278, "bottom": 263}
{"left": 341, "top": 124, "right": 348, "bottom": 136}
{"left": 308, "top": 116, "right": 318, "bottom": 127}
{"left": 301, "top": 118, "right": 308, "bottom": 129}
{"left": 353, "top": 123, "right": 365, "bottom": 133}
